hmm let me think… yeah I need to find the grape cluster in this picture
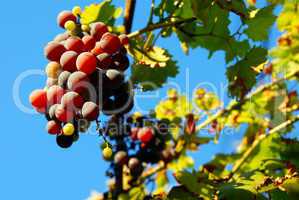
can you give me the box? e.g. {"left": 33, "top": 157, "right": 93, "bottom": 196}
{"left": 29, "top": 9, "right": 132, "bottom": 148}
{"left": 101, "top": 114, "right": 177, "bottom": 188}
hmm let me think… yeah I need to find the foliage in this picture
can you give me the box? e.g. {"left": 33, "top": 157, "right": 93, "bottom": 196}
{"left": 34, "top": 0, "right": 299, "bottom": 199}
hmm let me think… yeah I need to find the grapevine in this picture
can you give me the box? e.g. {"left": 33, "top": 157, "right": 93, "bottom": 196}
{"left": 29, "top": 0, "right": 299, "bottom": 200}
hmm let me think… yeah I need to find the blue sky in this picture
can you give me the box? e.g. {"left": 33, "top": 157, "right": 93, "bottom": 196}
{"left": 0, "top": 0, "right": 285, "bottom": 200}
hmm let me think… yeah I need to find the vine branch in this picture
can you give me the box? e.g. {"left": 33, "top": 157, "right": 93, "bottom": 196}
{"left": 138, "top": 70, "right": 299, "bottom": 182}
{"left": 230, "top": 115, "right": 299, "bottom": 177}
{"left": 124, "top": 0, "right": 136, "bottom": 34}
{"left": 195, "top": 69, "right": 299, "bottom": 133}
{"left": 128, "top": 17, "right": 197, "bottom": 38}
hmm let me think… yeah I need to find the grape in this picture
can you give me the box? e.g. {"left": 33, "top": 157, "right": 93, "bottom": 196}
{"left": 101, "top": 98, "right": 115, "bottom": 116}
{"left": 72, "top": 132, "right": 80, "bottom": 143}
{"left": 104, "top": 69, "right": 124, "bottom": 89}
{"left": 138, "top": 149, "right": 160, "bottom": 164}
{"left": 137, "top": 127, "right": 154, "bottom": 143}
{"left": 54, "top": 32, "right": 70, "bottom": 42}
{"left": 82, "top": 101, "right": 99, "bottom": 121}
{"left": 29, "top": 89, "right": 47, "bottom": 109}
{"left": 114, "top": 92, "right": 134, "bottom": 114}
{"left": 46, "top": 78, "right": 58, "bottom": 88}
{"left": 44, "top": 42, "right": 66, "bottom": 62}
{"left": 55, "top": 104, "right": 75, "bottom": 122}
{"left": 118, "top": 193, "right": 129, "bottom": 200}
{"left": 64, "top": 20, "right": 76, "bottom": 31}
{"left": 130, "top": 127, "right": 139, "bottom": 141}
{"left": 99, "top": 33, "right": 121, "bottom": 54}
{"left": 60, "top": 51, "right": 78, "bottom": 72}
{"left": 61, "top": 91, "right": 84, "bottom": 111}
{"left": 82, "top": 35, "right": 96, "bottom": 51}
{"left": 56, "top": 134, "right": 73, "bottom": 148}
{"left": 107, "top": 178, "right": 116, "bottom": 191}
{"left": 102, "top": 146, "right": 113, "bottom": 160}
{"left": 97, "top": 53, "right": 112, "bottom": 70}
{"left": 46, "top": 62, "right": 61, "bottom": 78}
{"left": 119, "top": 34, "right": 129, "bottom": 46}
{"left": 76, "top": 52, "right": 97, "bottom": 75}
{"left": 128, "top": 157, "right": 142, "bottom": 171}
{"left": 58, "top": 71, "right": 71, "bottom": 89}
{"left": 120, "top": 47, "right": 127, "bottom": 55}
{"left": 161, "top": 148, "right": 176, "bottom": 163}
{"left": 47, "top": 85, "right": 65, "bottom": 105}
{"left": 91, "top": 42, "right": 105, "bottom": 55}
{"left": 114, "top": 151, "right": 128, "bottom": 166}
{"left": 72, "top": 6, "right": 81, "bottom": 16}
{"left": 67, "top": 71, "right": 89, "bottom": 93}
{"left": 90, "top": 22, "right": 108, "bottom": 41}
{"left": 112, "top": 53, "right": 129, "bottom": 71}
{"left": 65, "top": 37, "right": 84, "bottom": 53}
{"left": 62, "top": 123, "right": 75, "bottom": 136}
{"left": 81, "top": 24, "right": 90, "bottom": 32}
{"left": 47, "top": 120, "right": 62, "bottom": 135}
{"left": 78, "top": 119, "right": 90, "bottom": 132}
{"left": 49, "top": 104, "right": 59, "bottom": 120}
{"left": 57, "top": 10, "right": 76, "bottom": 28}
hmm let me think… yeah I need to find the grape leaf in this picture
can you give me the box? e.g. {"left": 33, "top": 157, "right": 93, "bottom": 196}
{"left": 226, "top": 47, "right": 267, "bottom": 98}
{"left": 175, "top": 4, "right": 250, "bottom": 63}
{"left": 238, "top": 134, "right": 281, "bottom": 172}
{"left": 167, "top": 186, "right": 198, "bottom": 200}
{"left": 131, "top": 50, "right": 178, "bottom": 91}
{"left": 219, "top": 184, "right": 257, "bottom": 200}
{"left": 244, "top": 5, "right": 276, "bottom": 41}
{"left": 173, "top": 171, "right": 213, "bottom": 199}
{"left": 129, "top": 186, "right": 146, "bottom": 200}
{"left": 80, "top": 1, "right": 122, "bottom": 26}
{"left": 131, "top": 46, "right": 170, "bottom": 68}
{"left": 216, "top": 0, "right": 249, "bottom": 19}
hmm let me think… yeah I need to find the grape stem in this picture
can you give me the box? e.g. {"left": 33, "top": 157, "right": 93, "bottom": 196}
{"left": 95, "top": 120, "right": 112, "bottom": 147}
{"left": 230, "top": 115, "right": 299, "bottom": 178}
{"left": 124, "top": 0, "right": 137, "bottom": 34}
{"left": 127, "top": 17, "right": 197, "bottom": 38}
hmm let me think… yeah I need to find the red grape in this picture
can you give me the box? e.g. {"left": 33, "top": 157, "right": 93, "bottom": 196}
{"left": 99, "top": 33, "right": 121, "bottom": 54}
{"left": 29, "top": 89, "right": 47, "bottom": 109}
{"left": 67, "top": 71, "right": 89, "bottom": 93}
{"left": 47, "top": 120, "right": 62, "bottom": 135}
{"left": 91, "top": 42, "right": 105, "bottom": 55}
{"left": 137, "top": 127, "right": 154, "bottom": 143}
{"left": 58, "top": 71, "right": 71, "bottom": 89}
{"left": 57, "top": 10, "right": 77, "bottom": 28}
{"left": 97, "top": 53, "right": 112, "bottom": 70}
{"left": 60, "top": 51, "right": 78, "bottom": 72}
{"left": 82, "top": 35, "right": 96, "bottom": 51}
{"left": 49, "top": 104, "right": 59, "bottom": 120}
{"left": 130, "top": 127, "right": 139, "bottom": 141}
{"left": 82, "top": 101, "right": 99, "bottom": 121}
{"left": 65, "top": 37, "right": 84, "bottom": 53}
{"left": 114, "top": 151, "right": 128, "bottom": 166}
{"left": 112, "top": 53, "right": 129, "bottom": 71}
{"left": 55, "top": 104, "right": 75, "bottom": 122}
{"left": 119, "top": 34, "right": 129, "bottom": 46}
{"left": 47, "top": 85, "right": 65, "bottom": 105}
{"left": 105, "top": 69, "right": 124, "bottom": 88}
{"left": 90, "top": 22, "right": 108, "bottom": 41}
{"left": 44, "top": 42, "right": 66, "bottom": 62}
{"left": 61, "top": 91, "right": 84, "bottom": 111}
{"left": 46, "top": 78, "right": 58, "bottom": 87}
{"left": 76, "top": 52, "right": 97, "bottom": 75}
{"left": 54, "top": 32, "right": 71, "bottom": 42}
